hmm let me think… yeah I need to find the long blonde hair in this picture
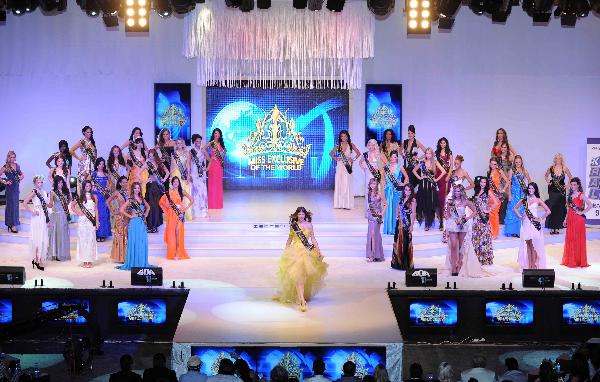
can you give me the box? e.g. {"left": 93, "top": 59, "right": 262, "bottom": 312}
{"left": 553, "top": 153, "right": 565, "bottom": 167}
{"left": 5, "top": 150, "right": 16, "bottom": 165}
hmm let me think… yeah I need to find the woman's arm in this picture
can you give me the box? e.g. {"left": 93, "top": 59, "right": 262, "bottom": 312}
{"left": 487, "top": 192, "right": 499, "bottom": 212}
{"left": 45, "top": 154, "right": 57, "bottom": 169}
{"left": 416, "top": 139, "right": 427, "bottom": 154}
{"left": 285, "top": 229, "right": 293, "bottom": 248}
{"left": 412, "top": 165, "right": 422, "bottom": 180}
{"left": 400, "top": 165, "right": 410, "bottom": 185}
{"left": 544, "top": 167, "right": 551, "bottom": 184}
{"left": 119, "top": 139, "right": 130, "bottom": 150}
{"left": 70, "top": 141, "right": 82, "bottom": 160}
{"left": 506, "top": 170, "right": 513, "bottom": 201}
{"left": 183, "top": 190, "right": 194, "bottom": 210}
{"left": 525, "top": 169, "right": 532, "bottom": 183}
{"left": 329, "top": 145, "right": 339, "bottom": 161}
{"left": 48, "top": 192, "right": 55, "bottom": 209}
{"left": 434, "top": 160, "right": 446, "bottom": 182}
{"left": 513, "top": 199, "right": 524, "bottom": 219}
{"left": 309, "top": 223, "right": 320, "bottom": 252}
{"left": 186, "top": 151, "right": 192, "bottom": 178}
{"left": 464, "top": 171, "right": 475, "bottom": 191}
{"left": 538, "top": 198, "right": 552, "bottom": 221}
{"left": 410, "top": 199, "right": 417, "bottom": 230}
{"left": 143, "top": 199, "right": 150, "bottom": 219}
{"left": 564, "top": 166, "right": 574, "bottom": 181}
{"left": 105, "top": 191, "right": 118, "bottom": 212}
{"left": 358, "top": 153, "right": 366, "bottom": 170}
{"left": 22, "top": 191, "right": 36, "bottom": 215}
{"left": 581, "top": 193, "right": 593, "bottom": 215}
{"left": 119, "top": 201, "right": 135, "bottom": 219}
{"left": 161, "top": 167, "right": 170, "bottom": 183}
{"left": 499, "top": 169, "right": 510, "bottom": 192}
{"left": 93, "top": 195, "right": 99, "bottom": 229}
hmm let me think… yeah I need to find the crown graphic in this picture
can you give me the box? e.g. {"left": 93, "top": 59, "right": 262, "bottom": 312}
{"left": 127, "top": 303, "right": 156, "bottom": 322}
{"left": 369, "top": 104, "right": 398, "bottom": 128}
{"left": 494, "top": 304, "right": 524, "bottom": 323}
{"left": 160, "top": 104, "right": 188, "bottom": 127}
{"left": 242, "top": 105, "right": 311, "bottom": 158}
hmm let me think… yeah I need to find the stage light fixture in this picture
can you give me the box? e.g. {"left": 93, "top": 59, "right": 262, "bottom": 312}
{"left": 125, "top": 0, "right": 149, "bottom": 32}
{"left": 469, "top": 0, "right": 485, "bottom": 14}
{"left": 225, "top": 0, "right": 241, "bottom": 7}
{"left": 153, "top": 0, "right": 172, "bottom": 17}
{"left": 326, "top": 0, "right": 345, "bottom": 12}
{"left": 590, "top": 0, "right": 600, "bottom": 12}
{"left": 256, "top": 0, "right": 270, "bottom": 8}
{"left": 307, "top": 0, "right": 323, "bottom": 10}
{"left": 491, "top": 0, "right": 512, "bottom": 21}
{"left": 9, "top": 0, "right": 28, "bottom": 14}
{"left": 240, "top": 0, "right": 253, "bottom": 11}
{"left": 406, "top": 0, "right": 430, "bottom": 34}
{"left": 39, "top": 0, "right": 66, "bottom": 11}
{"left": 367, "top": 0, "right": 395, "bottom": 16}
{"left": 557, "top": 0, "right": 578, "bottom": 25}
{"left": 172, "top": 0, "right": 194, "bottom": 13}
{"left": 523, "top": 0, "right": 553, "bottom": 21}
{"left": 293, "top": 0, "right": 306, "bottom": 8}
{"left": 576, "top": 0, "right": 590, "bottom": 16}
{"left": 0, "top": 9, "right": 5, "bottom": 20}
{"left": 436, "top": 0, "right": 461, "bottom": 29}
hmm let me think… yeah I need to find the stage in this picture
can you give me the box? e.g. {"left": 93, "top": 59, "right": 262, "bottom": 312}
{"left": 0, "top": 191, "right": 599, "bottom": 345}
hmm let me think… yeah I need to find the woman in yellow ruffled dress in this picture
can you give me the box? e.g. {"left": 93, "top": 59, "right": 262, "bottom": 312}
{"left": 277, "top": 207, "right": 328, "bottom": 312}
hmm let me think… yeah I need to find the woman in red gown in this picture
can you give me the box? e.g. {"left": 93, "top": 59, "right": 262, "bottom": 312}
{"left": 561, "top": 177, "right": 592, "bottom": 268}
{"left": 202, "top": 128, "right": 226, "bottom": 210}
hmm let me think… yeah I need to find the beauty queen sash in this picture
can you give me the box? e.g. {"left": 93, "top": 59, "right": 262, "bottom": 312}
{"left": 363, "top": 152, "right": 381, "bottom": 183}
{"left": 289, "top": 221, "right": 315, "bottom": 250}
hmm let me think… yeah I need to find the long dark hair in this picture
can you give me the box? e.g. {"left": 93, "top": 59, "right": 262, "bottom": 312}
{"left": 289, "top": 206, "right": 312, "bottom": 224}
{"left": 435, "top": 137, "right": 452, "bottom": 159}
{"left": 130, "top": 181, "right": 142, "bottom": 199}
{"left": 82, "top": 126, "right": 96, "bottom": 148}
{"left": 79, "top": 179, "right": 93, "bottom": 201}
{"left": 487, "top": 157, "right": 500, "bottom": 178}
{"left": 129, "top": 127, "right": 143, "bottom": 142}
{"left": 170, "top": 176, "right": 184, "bottom": 199}
{"left": 134, "top": 138, "right": 147, "bottom": 160}
{"left": 54, "top": 154, "right": 68, "bottom": 174}
{"left": 210, "top": 128, "right": 226, "bottom": 150}
{"left": 148, "top": 149, "right": 166, "bottom": 174}
{"left": 380, "top": 129, "right": 396, "bottom": 153}
{"left": 569, "top": 177, "right": 583, "bottom": 195}
{"left": 94, "top": 157, "right": 106, "bottom": 172}
{"left": 116, "top": 176, "right": 128, "bottom": 191}
{"left": 337, "top": 130, "right": 352, "bottom": 146}
{"left": 158, "top": 128, "right": 170, "bottom": 147}
{"left": 403, "top": 184, "right": 415, "bottom": 203}
{"left": 527, "top": 182, "right": 540, "bottom": 198}
{"left": 58, "top": 140, "right": 72, "bottom": 167}
{"left": 53, "top": 175, "right": 69, "bottom": 196}
{"left": 108, "top": 145, "right": 126, "bottom": 168}
{"left": 494, "top": 128, "right": 509, "bottom": 149}
{"left": 473, "top": 176, "right": 489, "bottom": 196}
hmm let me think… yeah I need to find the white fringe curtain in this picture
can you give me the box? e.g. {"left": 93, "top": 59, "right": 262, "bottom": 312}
{"left": 183, "top": 2, "right": 374, "bottom": 89}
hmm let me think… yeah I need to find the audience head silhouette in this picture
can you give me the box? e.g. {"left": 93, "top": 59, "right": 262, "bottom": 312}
{"left": 343, "top": 361, "right": 356, "bottom": 377}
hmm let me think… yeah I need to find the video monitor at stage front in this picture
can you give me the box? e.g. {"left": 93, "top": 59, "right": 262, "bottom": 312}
{"left": 562, "top": 300, "right": 600, "bottom": 326}
{"left": 117, "top": 299, "right": 166, "bottom": 325}
{"left": 0, "top": 299, "right": 12, "bottom": 324}
{"left": 41, "top": 298, "right": 90, "bottom": 324}
{"left": 485, "top": 300, "right": 534, "bottom": 326}
{"left": 409, "top": 299, "right": 458, "bottom": 327}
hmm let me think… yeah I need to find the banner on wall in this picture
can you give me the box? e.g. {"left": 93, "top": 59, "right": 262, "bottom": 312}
{"left": 154, "top": 83, "right": 192, "bottom": 145}
{"left": 586, "top": 138, "right": 600, "bottom": 225}
{"left": 365, "top": 84, "right": 402, "bottom": 145}
{"left": 206, "top": 87, "right": 349, "bottom": 190}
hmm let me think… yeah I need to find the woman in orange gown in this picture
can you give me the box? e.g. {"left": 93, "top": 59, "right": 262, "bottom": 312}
{"left": 159, "top": 177, "right": 193, "bottom": 260}
{"left": 488, "top": 157, "right": 509, "bottom": 239}
{"left": 561, "top": 177, "right": 592, "bottom": 268}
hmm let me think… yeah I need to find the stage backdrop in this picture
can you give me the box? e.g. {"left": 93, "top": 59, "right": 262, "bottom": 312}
{"left": 365, "top": 84, "right": 402, "bottom": 145}
{"left": 154, "top": 83, "right": 192, "bottom": 145}
{"left": 586, "top": 138, "right": 600, "bottom": 225}
{"left": 206, "top": 87, "right": 349, "bottom": 190}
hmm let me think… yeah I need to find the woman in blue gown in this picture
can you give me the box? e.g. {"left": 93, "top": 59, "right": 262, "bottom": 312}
{"left": 504, "top": 155, "right": 531, "bottom": 237}
{"left": 116, "top": 182, "right": 152, "bottom": 270}
{"left": 1, "top": 151, "right": 24, "bottom": 233}
{"left": 92, "top": 157, "right": 111, "bottom": 241}
{"left": 382, "top": 151, "right": 409, "bottom": 235}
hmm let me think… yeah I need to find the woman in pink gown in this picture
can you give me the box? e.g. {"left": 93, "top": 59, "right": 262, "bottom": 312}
{"left": 202, "top": 128, "right": 226, "bottom": 210}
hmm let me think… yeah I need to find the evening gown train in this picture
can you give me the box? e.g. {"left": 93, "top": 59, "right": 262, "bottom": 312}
{"left": 561, "top": 193, "right": 588, "bottom": 267}
{"left": 277, "top": 228, "right": 328, "bottom": 303}
{"left": 333, "top": 145, "right": 354, "bottom": 209}
{"left": 116, "top": 204, "right": 152, "bottom": 270}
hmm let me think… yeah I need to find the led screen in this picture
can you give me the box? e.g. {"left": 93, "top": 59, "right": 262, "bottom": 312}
{"left": 117, "top": 299, "right": 166, "bottom": 325}
{"left": 562, "top": 300, "right": 600, "bottom": 326}
{"left": 485, "top": 300, "right": 534, "bottom": 326}
{"left": 0, "top": 299, "right": 12, "bottom": 324}
{"left": 41, "top": 299, "right": 90, "bottom": 324}
{"left": 409, "top": 300, "right": 458, "bottom": 327}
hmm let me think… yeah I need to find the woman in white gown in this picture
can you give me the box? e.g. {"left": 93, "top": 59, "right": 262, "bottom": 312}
{"left": 189, "top": 134, "right": 209, "bottom": 218}
{"left": 330, "top": 130, "right": 361, "bottom": 210}
{"left": 513, "top": 182, "right": 551, "bottom": 269}
{"left": 71, "top": 180, "right": 99, "bottom": 268}
{"left": 22, "top": 175, "right": 51, "bottom": 271}
{"left": 444, "top": 184, "right": 485, "bottom": 277}
{"left": 359, "top": 139, "right": 387, "bottom": 215}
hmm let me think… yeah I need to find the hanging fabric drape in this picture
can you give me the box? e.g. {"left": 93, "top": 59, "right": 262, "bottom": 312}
{"left": 183, "top": 2, "right": 374, "bottom": 89}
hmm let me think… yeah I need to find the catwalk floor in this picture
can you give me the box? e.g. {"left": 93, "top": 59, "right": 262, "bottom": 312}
{"left": 1, "top": 191, "right": 599, "bottom": 344}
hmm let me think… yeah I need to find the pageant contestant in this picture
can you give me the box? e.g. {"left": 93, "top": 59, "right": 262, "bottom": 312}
{"left": 171, "top": 137, "right": 192, "bottom": 220}
{"left": 444, "top": 185, "right": 477, "bottom": 276}
{"left": 107, "top": 145, "right": 128, "bottom": 191}
{"left": 504, "top": 155, "right": 531, "bottom": 237}
{"left": 471, "top": 176, "right": 496, "bottom": 266}
{"left": 360, "top": 139, "right": 385, "bottom": 214}
{"left": 382, "top": 151, "right": 409, "bottom": 235}
{"left": 401, "top": 125, "right": 426, "bottom": 187}
{"left": 366, "top": 178, "right": 386, "bottom": 262}
{"left": 391, "top": 184, "right": 416, "bottom": 271}
{"left": 277, "top": 207, "right": 328, "bottom": 312}
{"left": 545, "top": 153, "right": 573, "bottom": 235}
{"left": 71, "top": 180, "right": 99, "bottom": 268}
{"left": 156, "top": 128, "right": 176, "bottom": 184}
{"left": 413, "top": 148, "right": 446, "bottom": 231}
{"left": 497, "top": 142, "right": 513, "bottom": 224}
{"left": 22, "top": 176, "right": 50, "bottom": 271}
{"left": 514, "top": 183, "right": 551, "bottom": 269}
{"left": 70, "top": 126, "right": 97, "bottom": 192}
{"left": 0, "top": 151, "right": 24, "bottom": 233}
{"left": 562, "top": 177, "right": 592, "bottom": 268}
{"left": 435, "top": 138, "right": 453, "bottom": 231}
{"left": 330, "top": 130, "right": 361, "bottom": 210}
{"left": 491, "top": 128, "right": 517, "bottom": 158}
{"left": 127, "top": 138, "right": 148, "bottom": 195}
{"left": 45, "top": 140, "right": 73, "bottom": 172}
{"left": 488, "top": 157, "right": 509, "bottom": 239}
{"left": 146, "top": 149, "right": 169, "bottom": 233}
{"left": 380, "top": 129, "right": 400, "bottom": 162}
{"left": 190, "top": 134, "right": 209, "bottom": 219}
{"left": 48, "top": 155, "right": 70, "bottom": 185}
{"left": 203, "top": 128, "right": 226, "bottom": 210}
{"left": 120, "top": 127, "right": 145, "bottom": 152}
{"left": 106, "top": 176, "right": 129, "bottom": 263}
{"left": 159, "top": 177, "right": 193, "bottom": 260}
{"left": 48, "top": 175, "right": 71, "bottom": 262}
{"left": 117, "top": 182, "right": 152, "bottom": 271}
{"left": 441, "top": 155, "right": 474, "bottom": 243}
{"left": 92, "top": 157, "right": 111, "bottom": 242}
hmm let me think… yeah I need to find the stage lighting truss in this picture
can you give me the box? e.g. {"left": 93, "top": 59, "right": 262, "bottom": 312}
{"left": 125, "top": 0, "right": 149, "bottom": 32}
{"left": 406, "top": 0, "right": 431, "bottom": 34}
{"left": 437, "top": 0, "right": 462, "bottom": 29}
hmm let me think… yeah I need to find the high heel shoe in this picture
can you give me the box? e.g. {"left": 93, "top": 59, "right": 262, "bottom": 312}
{"left": 9, "top": 227, "right": 18, "bottom": 234}
{"left": 31, "top": 260, "right": 35, "bottom": 269}
{"left": 300, "top": 301, "right": 307, "bottom": 312}
{"left": 36, "top": 263, "right": 45, "bottom": 271}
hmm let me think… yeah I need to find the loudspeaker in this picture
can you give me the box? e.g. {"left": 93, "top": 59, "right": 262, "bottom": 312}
{"left": 0, "top": 266, "right": 26, "bottom": 285}
{"left": 131, "top": 267, "right": 163, "bottom": 286}
{"left": 405, "top": 268, "right": 437, "bottom": 287}
{"left": 522, "top": 269, "right": 555, "bottom": 288}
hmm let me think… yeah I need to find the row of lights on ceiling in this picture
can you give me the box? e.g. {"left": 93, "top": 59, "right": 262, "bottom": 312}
{"left": 406, "top": 0, "right": 600, "bottom": 34}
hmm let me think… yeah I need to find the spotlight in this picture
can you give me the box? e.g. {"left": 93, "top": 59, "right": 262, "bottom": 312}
{"left": 154, "top": 0, "right": 172, "bottom": 16}
{"left": 523, "top": 0, "right": 553, "bottom": 21}
{"left": 102, "top": 13, "right": 118, "bottom": 26}
{"left": 125, "top": 0, "right": 149, "bottom": 32}
{"left": 469, "top": 0, "right": 485, "bottom": 14}
{"left": 293, "top": 0, "right": 306, "bottom": 8}
{"left": 257, "top": 0, "right": 269, "bottom": 8}
{"left": 0, "top": 9, "right": 5, "bottom": 20}
{"left": 437, "top": 0, "right": 461, "bottom": 28}
{"left": 225, "top": 0, "right": 240, "bottom": 6}
{"left": 172, "top": 0, "right": 194, "bottom": 13}
{"left": 406, "top": 0, "right": 430, "bottom": 34}
{"left": 576, "top": 0, "right": 590, "bottom": 16}
{"left": 9, "top": 0, "right": 27, "bottom": 15}
{"left": 491, "top": 0, "right": 512, "bottom": 22}
{"left": 239, "top": 0, "right": 253, "bottom": 11}
{"left": 591, "top": 0, "right": 600, "bottom": 12}
{"left": 24, "top": 0, "right": 37, "bottom": 12}
{"left": 326, "top": 0, "right": 345, "bottom": 11}
{"left": 40, "top": 0, "right": 67, "bottom": 11}
{"left": 307, "top": 0, "right": 323, "bottom": 10}
{"left": 558, "top": 0, "right": 577, "bottom": 25}
{"left": 368, "top": 0, "right": 395, "bottom": 16}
